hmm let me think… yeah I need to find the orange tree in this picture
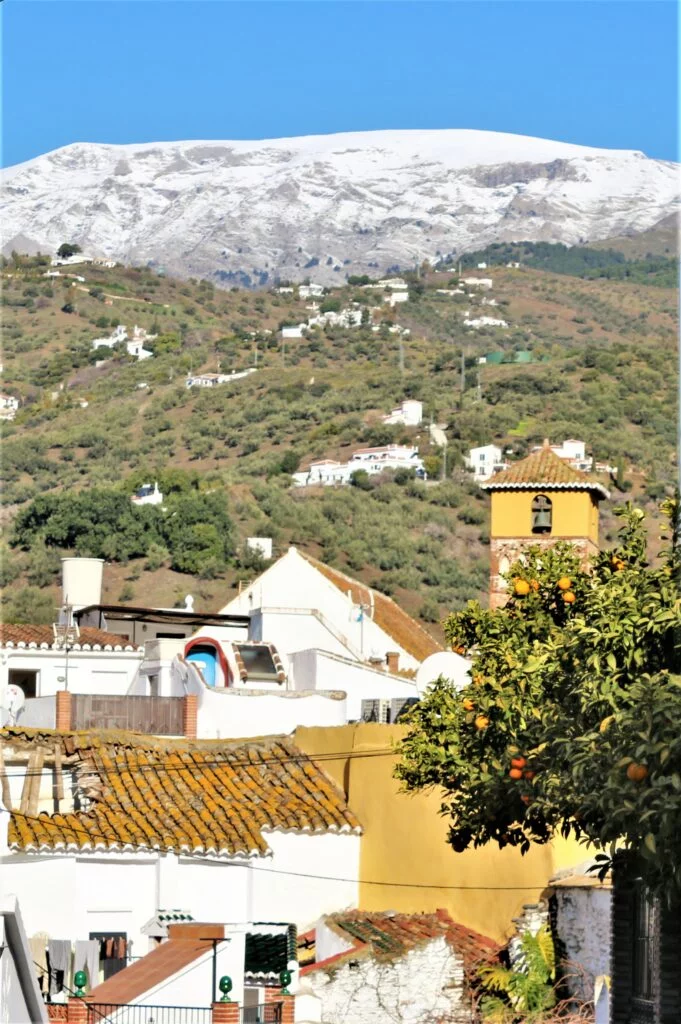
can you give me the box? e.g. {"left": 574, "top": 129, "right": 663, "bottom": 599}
{"left": 396, "top": 503, "right": 681, "bottom": 897}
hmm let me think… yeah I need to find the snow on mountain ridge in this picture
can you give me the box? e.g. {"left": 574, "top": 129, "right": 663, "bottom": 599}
{"left": 2, "top": 129, "right": 679, "bottom": 284}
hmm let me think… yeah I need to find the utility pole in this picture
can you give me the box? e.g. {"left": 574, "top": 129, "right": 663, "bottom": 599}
{"left": 460, "top": 349, "right": 466, "bottom": 395}
{"left": 399, "top": 333, "right": 405, "bottom": 377}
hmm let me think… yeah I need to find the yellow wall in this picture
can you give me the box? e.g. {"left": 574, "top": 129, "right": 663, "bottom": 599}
{"left": 490, "top": 490, "right": 599, "bottom": 542}
{"left": 295, "top": 723, "right": 589, "bottom": 944}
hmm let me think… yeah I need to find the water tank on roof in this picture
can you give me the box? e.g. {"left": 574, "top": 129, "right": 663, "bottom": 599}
{"left": 61, "top": 557, "right": 104, "bottom": 612}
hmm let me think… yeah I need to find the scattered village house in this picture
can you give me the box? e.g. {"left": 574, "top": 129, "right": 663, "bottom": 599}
{"left": 530, "top": 437, "right": 593, "bottom": 472}
{"left": 464, "top": 443, "right": 506, "bottom": 482}
{"left": 382, "top": 398, "right": 423, "bottom": 426}
{"left": 91, "top": 324, "right": 156, "bottom": 361}
{"left": 0, "top": 392, "right": 20, "bottom": 420}
{"left": 298, "top": 283, "right": 324, "bottom": 299}
{"left": 293, "top": 444, "right": 427, "bottom": 488}
{"left": 130, "top": 481, "right": 163, "bottom": 506}
{"left": 185, "top": 368, "right": 257, "bottom": 389}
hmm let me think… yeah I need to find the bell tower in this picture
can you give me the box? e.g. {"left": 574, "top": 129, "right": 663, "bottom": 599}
{"left": 481, "top": 440, "right": 609, "bottom": 608}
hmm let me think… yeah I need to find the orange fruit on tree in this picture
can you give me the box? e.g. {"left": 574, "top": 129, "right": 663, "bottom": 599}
{"left": 626, "top": 762, "right": 649, "bottom": 782}
{"left": 530, "top": 580, "right": 540, "bottom": 591}
{"left": 510, "top": 756, "right": 527, "bottom": 770}
{"left": 520, "top": 795, "right": 532, "bottom": 805}
{"left": 523, "top": 770, "right": 536, "bottom": 780}
{"left": 562, "top": 591, "right": 576, "bottom": 604}
{"left": 509, "top": 768, "right": 523, "bottom": 780}
{"left": 557, "top": 577, "right": 572, "bottom": 591}
{"left": 473, "top": 673, "right": 484, "bottom": 685}
{"left": 474, "top": 715, "right": 489, "bottom": 731}
{"left": 513, "top": 579, "right": 531, "bottom": 596}
{"left": 451, "top": 644, "right": 466, "bottom": 655}
{"left": 462, "top": 698, "right": 474, "bottom": 711}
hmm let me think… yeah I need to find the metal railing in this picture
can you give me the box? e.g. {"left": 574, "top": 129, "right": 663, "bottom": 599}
{"left": 240, "top": 1006, "right": 282, "bottom": 1024}
{"left": 87, "top": 1004, "right": 212, "bottom": 1024}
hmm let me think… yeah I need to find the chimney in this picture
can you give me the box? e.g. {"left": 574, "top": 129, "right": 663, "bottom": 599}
{"left": 386, "top": 652, "right": 400, "bottom": 674}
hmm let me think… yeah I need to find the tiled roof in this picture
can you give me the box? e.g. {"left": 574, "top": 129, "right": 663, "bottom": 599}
{"left": 87, "top": 923, "right": 223, "bottom": 1005}
{"left": 245, "top": 925, "right": 296, "bottom": 980}
{"left": 481, "top": 444, "right": 609, "bottom": 497}
{"left": 300, "top": 553, "right": 442, "bottom": 663}
{"left": 2, "top": 728, "right": 360, "bottom": 855}
{"left": 0, "top": 624, "right": 139, "bottom": 651}
{"left": 303, "top": 910, "right": 498, "bottom": 975}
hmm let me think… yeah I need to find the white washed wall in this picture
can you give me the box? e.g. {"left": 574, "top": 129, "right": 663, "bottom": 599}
{"left": 251, "top": 833, "right": 360, "bottom": 931}
{"left": 1, "top": 649, "right": 142, "bottom": 700}
{"left": 288, "top": 650, "right": 418, "bottom": 719}
{"left": 307, "top": 937, "right": 472, "bottom": 1024}
{"left": 554, "top": 887, "right": 611, "bottom": 1000}
{"left": 220, "top": 550, "right": 420, "bottom": 670}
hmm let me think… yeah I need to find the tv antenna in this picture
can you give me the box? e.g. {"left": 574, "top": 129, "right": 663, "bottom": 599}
{"left": 53, "top": 612, "right": 80, "bottom": 692}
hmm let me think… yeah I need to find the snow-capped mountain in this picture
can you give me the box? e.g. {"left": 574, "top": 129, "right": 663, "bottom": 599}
{"left": 2, "top": 129, "right": 679, "bottom": 285}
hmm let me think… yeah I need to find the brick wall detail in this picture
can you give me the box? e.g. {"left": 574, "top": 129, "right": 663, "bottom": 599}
{"left": 55, "top": 690, "right": 73, "bottom": 731}
{"left": 182, "top": 694, "right": 198, "bottom": 739}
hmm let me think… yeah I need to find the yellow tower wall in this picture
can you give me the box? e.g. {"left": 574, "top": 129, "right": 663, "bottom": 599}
{"left": 295, "top": 723, "right": 589, "bottom": 944}
{"left": 490, "top": 489, "right": 599, "bottom": 543}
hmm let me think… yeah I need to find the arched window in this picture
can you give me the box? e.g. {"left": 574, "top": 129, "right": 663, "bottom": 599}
{"left": 531, "top": 494, "right": 552, "bottom": 535}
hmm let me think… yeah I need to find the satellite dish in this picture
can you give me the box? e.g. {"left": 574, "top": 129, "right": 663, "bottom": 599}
{"left": 3, "top": 684, "right": 26, "bottom": 725}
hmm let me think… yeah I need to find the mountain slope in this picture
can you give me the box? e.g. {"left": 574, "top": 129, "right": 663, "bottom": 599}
{"left": 2, "top": 130, "right": 679, "bottom": 283}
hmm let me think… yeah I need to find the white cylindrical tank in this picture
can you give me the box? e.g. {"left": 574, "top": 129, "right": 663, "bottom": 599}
{"left": 61, "top": 557, "right": 104, "bottom": 611}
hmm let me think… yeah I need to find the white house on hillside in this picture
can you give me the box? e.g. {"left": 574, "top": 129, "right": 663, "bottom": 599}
{"left": 530, "top": 439, "right": 592, "bottom": 472}
{"left": 0, "top": 393, "right": 20, "bottom": 420}
{"left": 293, "top": 444, "right": 426, "bottom": 488}
{"left": 465, "top": 444, "right": 506, "bottom": 482}
{"left": 185, "top": 368, "right": 257, "bottom": 388}
{"left": 91, "top": 324, "right": 155, "bottom": 361}
{"left": 131, "top": 481, "right": 163, "bottom": 506}
{"left": 382, "top": 399, "right": 423, "bottom": 427}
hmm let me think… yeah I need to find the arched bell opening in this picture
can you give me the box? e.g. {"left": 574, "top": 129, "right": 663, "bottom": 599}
{"left": 531, "top": 494, "right": 552, "bottom": 535}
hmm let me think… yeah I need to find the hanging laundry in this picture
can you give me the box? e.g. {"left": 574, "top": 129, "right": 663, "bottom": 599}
{"left": 28, "top": 933, "right": 49, "bottom": 994}
{"left": 47, "top": 939, "right": 71, "bottom": 996}
{"left": 73, "top": 940, "right": 100, "bottom": 991}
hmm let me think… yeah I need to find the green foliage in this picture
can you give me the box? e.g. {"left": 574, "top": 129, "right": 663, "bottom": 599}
{"left": 479, "top": 926, "right": 556, "bottom": 1023}
{"left": 56, "top": 243, "right": 82, "bottom": 259}
{"left": 456, "top": 241, "right": 679, "bottom": 287}
{"left": 396, "top": 504, "right": 681, "bottom": 897}
{"left": 12, "top": 488, "right": 235, "bottom": 577}
{"left": 2, "top": 586, "right": 56, "bottom": 625}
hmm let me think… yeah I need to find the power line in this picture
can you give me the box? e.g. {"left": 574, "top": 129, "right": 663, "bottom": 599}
{"left": 15, "top": 809, "right": 549, "bottom": 892}
{"left": 0, "top": 744, "right": 401, "bottom": 780}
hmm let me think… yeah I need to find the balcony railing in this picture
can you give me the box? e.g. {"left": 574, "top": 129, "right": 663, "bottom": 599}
{"left": 87, "top": 1004, "right": 212, "bottom": 1024}
{"left": 240, "top": 1006, "right": 282, "bottom": 1024}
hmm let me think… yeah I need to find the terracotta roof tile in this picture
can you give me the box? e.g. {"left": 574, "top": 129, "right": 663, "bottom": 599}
{"left": 88, "top": 924, "right": 223, "bottom": 1004}
{"left": 300, "top": 553, "right": 442, "bottom": 663}
{"left": 481, "top": 444, "right": 609, "bottom": 497}
{"left": 304, "top": 910, "right": 498, "bottom": 975}
{"left": 2, "top": 728, "right": 360, "bottom": 855}
{"left": 0, "top": 624, "right": 139, "bottom": 650}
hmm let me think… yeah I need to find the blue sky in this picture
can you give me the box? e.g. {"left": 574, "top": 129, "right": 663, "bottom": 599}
{"left": 2, "top": 0, "right": 678, "bottom": 167}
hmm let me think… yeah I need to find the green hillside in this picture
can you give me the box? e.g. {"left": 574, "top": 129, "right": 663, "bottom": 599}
{"left": 1, "top": 251, "right": 678, "bottom": 635}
